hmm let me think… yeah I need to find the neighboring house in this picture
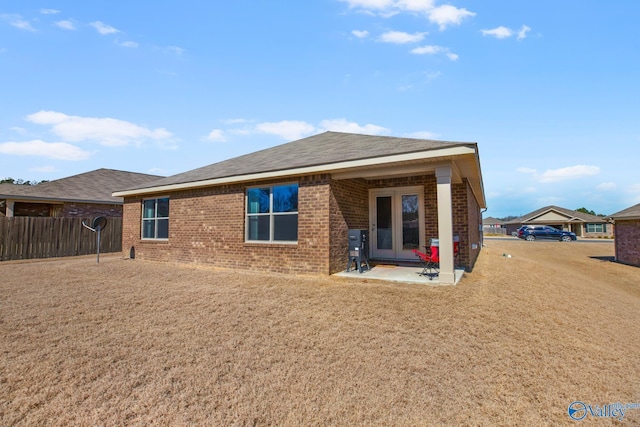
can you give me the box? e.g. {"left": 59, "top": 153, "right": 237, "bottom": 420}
{"left": 482, "top": 216, "right": 505, "bottom": 234}
{"left": 0, "top": 169, "right": 163, "bottom": 218}
{"left": 113, "top": 131, "right": 486, "bottom": 284}
{"left": 504, "top": 206, "right": 613, "bottom": 238}
{"left": 609, "top": 203, "right": 640, "bottom": 267}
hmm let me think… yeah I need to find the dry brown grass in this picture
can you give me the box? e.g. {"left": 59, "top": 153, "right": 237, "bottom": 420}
{"left": 1, "top": 239, "right": 639, "bottom": 426}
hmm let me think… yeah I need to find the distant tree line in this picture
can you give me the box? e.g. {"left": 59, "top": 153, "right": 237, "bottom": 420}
{"left": 575, "top": 207, "right": 606, "bottom": 217}
{"left": 0, "top": 178, "right": 48, "bottom": 185}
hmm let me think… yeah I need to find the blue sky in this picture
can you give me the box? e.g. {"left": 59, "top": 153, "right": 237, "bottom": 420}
{"left": 1, "top": 1, "right": 639, "bottom": 217}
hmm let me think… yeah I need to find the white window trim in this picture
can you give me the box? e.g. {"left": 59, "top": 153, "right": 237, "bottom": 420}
{"left": 141, "top": 196, "right": 170, "bottom": 241}
{"left": 245, "top": 183, "right": 298, "bottom": 243}
{"left": 586, "top": 223, "right": 604, "bottom": 233}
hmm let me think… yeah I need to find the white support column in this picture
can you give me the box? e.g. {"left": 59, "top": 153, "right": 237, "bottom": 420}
{"left": 6, "top": 200, "right": 15, "bottom": 217}
{"left": 435, "top": 166, "right": 455, "bottom": 284}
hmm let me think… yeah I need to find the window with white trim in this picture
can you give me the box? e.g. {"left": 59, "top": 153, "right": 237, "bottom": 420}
{"left": 246, "top": 184, "right": 298, "bottom": 242}
{"left": 586, "top": 223, "right": 605, "bottom": 233}
{"left": 142, "top": 197, "right": 169, "bottom": 239}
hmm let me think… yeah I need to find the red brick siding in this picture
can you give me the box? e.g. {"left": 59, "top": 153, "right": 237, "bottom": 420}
{"left": 465, "top": 180, "right": 482, "bottom": 270}
{"left": 12, "top": 202, "right": 121, "bottom": 218}
{"left": 122, "top": 173, "right": 484, "bottom": 275}
{"left": 60, "top": 203, "right": 122, "bottom": 218}
{"left": 329, "top": 179, "right": 369, "bottom": 274}
{"left": 614, "top": 220, "right": 640, "bottom": 267}
{"left": 13, "top": 202, "right": 52, "bottom": 217}
{"left": 123, "top": 175, "right": 332, "bottom": 275}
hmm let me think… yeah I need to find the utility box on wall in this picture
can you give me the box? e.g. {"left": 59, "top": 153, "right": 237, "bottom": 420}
{"left": 346, "top": 229, "right": 370, "bottom": 273}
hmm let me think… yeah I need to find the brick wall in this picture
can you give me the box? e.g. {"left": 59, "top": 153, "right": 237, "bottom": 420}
{"left": 122, "top": 175, "right": 332, "bottom": 275}
{"left": 614, "top": 220, "right": 640, "bottom": 267}
{"left": 122, "top": 173, "right": 484, "bottom": 275}
{"left": 13, "top": 201, "right": 122, "bottom": 218}
{"left": 60, "top": 203, "right": 122, "bottom": 218}
{"left": 329, "top": 178, "right": 369, "bottom": 273}
{"left": 14, "top": 202, "right": 52, "bottom": 217}
{"left": 465, "top": 180, "right": 482, "bottom": 270}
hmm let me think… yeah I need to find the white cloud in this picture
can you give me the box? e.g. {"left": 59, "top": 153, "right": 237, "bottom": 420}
{"left": 255, "top": 120, "right": 317, "bottom": 140}
{"left": 55, "top": 20, "right": 76, "bottom": 30}
{"left": 411, "top": 44, "right": 458, "bottom": 60}
{"left": 428, "top": 5, "right": 475, "bottom": 30}
{"left": 119, "top": 41, "right": 139, "bottom": 48}
{"left": 597, "top": 182, "right": 616, "bottom": 191}
{"left": 205, "top": 129, "right": 226, "bottom": 142}
{"left": 148, "top": 167, "right": 168, "bottom": 175}
{"left": 482, "top": 26, "right": 513, "bottom": 39}
{"left": 26, "top": 110, "right": 173, "bottom": 147}
{"left": 10, "top": 127, "right": 26, "bottom": 134}
{"left": 90, "top": 21, "right": 119, "bottom": 35}
{"left": 379, "top": 30, "right": 427, "bottom": 44}
{"left": 340, "top": 1, "right": 474, "bottom": 29}
{"left": 319, "top": 118, "right": 390, "bottom": 135}
{"left": 517, "top": 167, "right": 537, "bottom": 174}
{"left": 1, "top": 14, "right": 36, "bottom": 32}
{"left": 405, "top": 131, "right": 438, "bottom": 139}
{"left": 40, "top": 9, "right": 60, "bottom": 15}
{"left": 627, "top": 183, "right": 640, "bottom": 194}
{"left": 518, "top": 165, "right": 600, "bottom": 183}
{"left": 30, "top": 165, "right": 57, "bottom": 173}
{"left": 341, "top": 0, "right": 396, "bottom": 11}
{"left": 352, "top": 30, "right": 369, "bottom": 38}
{"left": 517, "top": 25, "right": 531, "bottom": 40}
{"left": 395, "top": 0, "right": 435, "bottom": 13}
{"left": 166, "top": 46, "right": 186, "bottom": 55}
{"left": 539, "top": 165, "right": 600, "bottom": 183}
{"left": 0, "top": 140, "right": 90, "bottom": 160}
{"left": 222, "top": 118, "right": 249, "bottom": 125}
{"left": 412, "top": 45, "right": 440, "bottom": 55}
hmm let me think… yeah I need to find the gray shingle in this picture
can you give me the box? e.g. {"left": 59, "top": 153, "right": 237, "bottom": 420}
{"left": 610, "top": 203, "right": 640, "bottom": 219}
{"left": 0, "top": 169, "right": 163, "bottom": 204}
{"left": 123, "top": 131, "right": 474, "bottom": 191}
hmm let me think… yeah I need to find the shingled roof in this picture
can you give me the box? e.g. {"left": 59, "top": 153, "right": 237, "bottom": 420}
{"left": 0, "top": 169, "right": 163, "bottom": 204}
{"left": 609, "top": 203, "right": 640, "bottom": 220}
{"left": 115, "top": 131, "right": 481, "bottom": 196}
{"left": 505, "top": 205, "right": 608, "bottom": 224}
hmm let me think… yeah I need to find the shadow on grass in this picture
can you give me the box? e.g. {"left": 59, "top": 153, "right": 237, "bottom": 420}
{"left": 590, "top": 255, "right": 616, "bottom": 262}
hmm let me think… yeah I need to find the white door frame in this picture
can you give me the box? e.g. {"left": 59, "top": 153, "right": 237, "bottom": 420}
{"left": 369, "top": 186, "right": 425, "bottom": 260}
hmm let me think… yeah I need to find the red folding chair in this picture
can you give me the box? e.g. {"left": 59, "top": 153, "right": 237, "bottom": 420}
{"left": 453, "top": 239, "right": 460, "bottom": 267}
{"left": 412, "top": 245, "right": 439, "bottom": 280}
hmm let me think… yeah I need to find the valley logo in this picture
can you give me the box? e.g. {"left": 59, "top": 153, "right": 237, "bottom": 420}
{"left": 568, "top": 401, "right": 640, "bottom": 421}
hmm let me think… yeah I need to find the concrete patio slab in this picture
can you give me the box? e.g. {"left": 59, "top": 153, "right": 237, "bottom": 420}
{"left": 334, "top": 264, "right": 465, "bottom": 285}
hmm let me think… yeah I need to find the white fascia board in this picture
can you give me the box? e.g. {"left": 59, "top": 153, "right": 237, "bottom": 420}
{"left": 113, "top": 146, "right": 477, "bottom": 197}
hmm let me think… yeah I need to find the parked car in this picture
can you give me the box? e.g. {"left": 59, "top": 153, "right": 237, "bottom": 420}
{"left": 517, "top": 225, "right": 577, "bottom": 242}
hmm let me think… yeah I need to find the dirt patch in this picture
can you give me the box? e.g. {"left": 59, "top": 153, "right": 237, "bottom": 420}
{"left": 1, "top": 239, "right": 639, "bottom": 426}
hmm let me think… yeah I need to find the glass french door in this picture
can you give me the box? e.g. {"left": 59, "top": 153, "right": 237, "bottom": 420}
{"left": 370, "top": 186, "right": 424, "bottom": 260}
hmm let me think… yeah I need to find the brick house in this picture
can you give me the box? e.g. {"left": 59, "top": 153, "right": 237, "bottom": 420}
{"left": 503, "top": 206, "right": 613, "bottom": 238}
{"left": 0, "top": 169, "right": 163, "bottom": 218}
{"left": 113, "top": 132, "right": 486, "bottom": 284}
{"left": 609, "top": 203, "right": 640, "bottom": 267}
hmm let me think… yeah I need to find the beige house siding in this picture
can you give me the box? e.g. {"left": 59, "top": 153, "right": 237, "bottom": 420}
{"left": 122, "top": 173, "right": 483, "bottom": 275}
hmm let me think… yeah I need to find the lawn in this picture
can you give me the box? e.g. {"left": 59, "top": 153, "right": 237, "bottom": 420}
{"left": 1, "top": 239, "right": 639, "bottom": 426}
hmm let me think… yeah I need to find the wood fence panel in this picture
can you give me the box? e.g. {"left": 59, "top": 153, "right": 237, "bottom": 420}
{"left": 0, "top": 217, "right": 122, "bottom": 261}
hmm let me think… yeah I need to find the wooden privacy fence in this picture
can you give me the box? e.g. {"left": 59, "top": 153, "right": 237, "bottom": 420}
{"left": 0, "top": 217, "right": 122, "bottom": 261}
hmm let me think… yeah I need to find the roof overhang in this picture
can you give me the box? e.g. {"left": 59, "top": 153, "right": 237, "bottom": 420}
{"left": 113, "top": 145, "right": 486, "bottom": 207}
{"left": 610, "top": 215, "right": 640, "bottom": 221}
{"left": 0, "top": 195, "right": 121, "bottom": 205}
